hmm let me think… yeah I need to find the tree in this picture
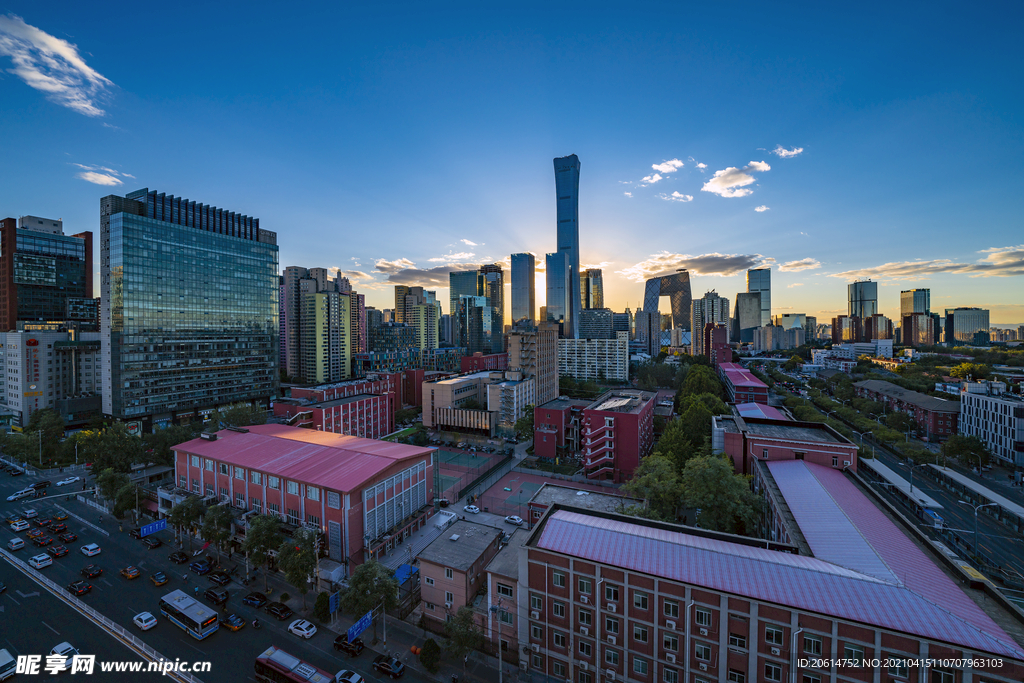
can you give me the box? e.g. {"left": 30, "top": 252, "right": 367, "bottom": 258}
{"left": 96, "top": 468, "right": 130, "bottom": 501}
{"left": 112, "top": 482, "right": 138, "bottom": 520}
{"left": 210, "top": 402, "right": 268, "bottom": 429}
{"left": 884, "top": 411, "right": 918, "bottom": 434}
{"left": 278, "top": 528, "right": 319, "bottom": 611}
{"left": 783, "top": 355, "right": 802, "bottom": 372}
{"left": 622, "top": 455, "right": 683, "bottom": 521}
{"left": 950, "top": 362, "right": 990, "bottom": 380}
{"left": 461, "top": 398, "right": 484, "bottom": 411}
{"left": 942, "top": 434, "right": 990, "bottom": 469}
{"left": 444, "top": 606, "right": 484, "bottom": 664}
{"left": 168, "top": 496, "right": 205, "bottom": 551}
{"left": 242, "top": 514, "right": 284, "bottom": 592}
{"left": 26, "top": 409, "right": 66, "bottom": 465}
{"left": 420, "top": 638, "right": 442, "bottom": 674}
{"left": 680, "top": 455, "right": 759, "bottom": 535}
{"left": 340, "top": 560, "right": 400, "bottom": 642}
{"left": 676, "top": 402, "right": 714, "bottom": 449}
{"left": 514, "top": 405, "right": 535, "bottom": 440}
{"left": 678, "top": 365, "right": 723, "bottom": 400}
{"left": 652, "top": 420, "right": 698, "bottom": 472}
{"left": 313, "top": 591, "right": 331, "bottom": 623}
{"left": 200, "top": 504, "right": 235, "bottom": 561}
{"left": 143, "top": 424, "right": 197, "bottom": 467}
{"left": 79, "top": 424, "right": 144, "bottom": 473}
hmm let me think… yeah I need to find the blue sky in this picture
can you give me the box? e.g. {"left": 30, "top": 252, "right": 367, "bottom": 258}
{"left": 1, "top": 2, "right": 1022, "bottom": 324}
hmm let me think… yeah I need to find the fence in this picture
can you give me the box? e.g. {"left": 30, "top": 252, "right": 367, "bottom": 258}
{"left": 436, "top": 450, "right": 506, "bottom": 504}
{"left": 0, "top": 456, "right": 89, "bottom": 478}
{"left": 474, "top": 493, "right": 532, "bottom": 521}
{"left": 511, "top": 464, "right": 620, "bottom": 488}
{"left": 0, "top": 548, "right": 204, "bottom": 683}
{"left": 457, "top": 455, "right": 515, "bottom": 502}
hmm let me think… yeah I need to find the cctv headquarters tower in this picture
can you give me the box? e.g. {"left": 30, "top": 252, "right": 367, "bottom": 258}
{"left": 553, "top": 154, "right": 581, "bottom": 339}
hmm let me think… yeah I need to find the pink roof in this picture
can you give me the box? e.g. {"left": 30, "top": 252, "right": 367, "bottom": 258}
{"left": 536, "top": 510, "right": 1023, "bottom": 659}
{"left": 735, "top": 403, "right": 789, "bottom": 420}
{"left": 173, "top": 424, "right": 433, "bottom": 493}
{"left": 719, "top": 363, "right": 767, "bottom": 389}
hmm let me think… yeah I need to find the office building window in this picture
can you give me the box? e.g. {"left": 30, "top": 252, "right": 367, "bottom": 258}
{"left": 234, "top": 467, "right": 245, "bottom": 480}
{"left": 695, "top": 643, "right": 711, "bottom": 661}
{"left": 579, "top": 577, "right": 592, "bottom": 594}
{"left": 633, "top": 592, "right": 649, "bottom": 610}
{"left": 553, "top": 602, "right": 565, "bottom": 618}
{"left": 268, "top": 476, "right": 279, "bottom": 489}
{"left": 804, "top": 635, "right": 822, "bottom": 655}
{"left": 765, "top": 663, "right": 782, "bottom": 682}
{"left": 553, "top": 571, "right": 566, "bottom": 588}
{"left": 554, "top": 632, "right": 566, "bottom": 648}
{"left": 664, "top": 600, "right": 679, "bottom": 618}
{"left": 664, "top": 633, "right": 678, "bottom": 651}
{"left": 695, "top": 608, "right": 712, "bottom": 627}
{"left": 531, "top": 594, "right": 543, "bottom": 610}
{"left": 578, "top": 641, "right": 591, "bottom": 657}
{"left": 190, "top": 455, "right": 200, "bottom": 467}
{"left": 633, "top": 625, "right": 648, "bottom": 643}
{"left": 605, "top": 650, "right": 619, "bottom": 665}
{"left": 765, "top": 625, "right": 784, "bottom": 645}
{"left": 632, "top": 657, "right": 648, "bottom": 676}
{"left": 605, "top": 584, "right": 619, "bottom": 601}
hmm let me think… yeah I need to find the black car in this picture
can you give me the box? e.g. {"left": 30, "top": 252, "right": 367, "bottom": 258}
{"left": 48, "top": 522, "right": 68, "bottom": 534}
{"left": 333, "top": 634, "right": 365, "bottom": 657}
{"left": 81, "top": 565, "right": 103, "bottom": 578}
{"left": 203, "top": 587, "right": 229, "bottom": 605}
{"left": 58, "top": 532, "right": 78, "bottom": 543}
{"left": 265, "top": 601, "right": 293, "bottom": 620}
{"left": 189, "top": 560, "right": 212, "bottom": 575}
{"left": 30, "top": 480, "right": 51, "bottom": 490}
{"left": 32, "top": 536, "right": 53, "bottom": 547}
{"left": 68, "top": 580, "right": 92, "bottom": 596}
{"left": 168, "top": 551, "right": 189, "bottom": 564}
{"left": 372, "top": 655, "right": 405, "bottom": 679}
{"left": 128, "top": 528, "right": 143, "bottom": 539}
{"left": 207, "top": 570, "right": 230, "bottom": 586}
{"left": 242, "top": 591, "right": 267, "bottom": 608}
{"left": 142, "top": 537, "right": 162, "bottom": 550}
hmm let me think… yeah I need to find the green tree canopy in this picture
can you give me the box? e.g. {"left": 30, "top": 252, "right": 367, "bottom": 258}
{"left": 168, "top": 496, "right": 205, "bottom": 551}
{"left": 209, "top": 402, "right": 268, "bottom": 430}
{"left": 680, "top": 455, "right": 759, "bottom": 535}
{"left": 514, "top": 405, "right": 535, "bottom": 440}
{"left": 200, "top": 504, "right": 235, "bottom": 560}
{"left": 651, "top": 419, "right": 699, "bottom": 472}
{"left": 622, "top": 455, "right": 682, "bottom": 521}
{"left": 340, "top": 560, "right": 400, "bottom": 641}
{"left": 79, "top": 424, "right": 144, "bottom": 473}
{"left": 96, "top": 468, "right": 130, "bottom": 501}
{"left": 143, "top": 424, "right": 197, "bottom": 467}
{"left": 278, "top": 528, "right": 319, "bottom": 611}
{"left": 678, "top": 365, "right": 723, "bottom": 401}
{"left": 942, "top": 434, "right": 990, "bottom": 468}
{"left": 242, "top": 513, "right": 285, "bottom": 592}
{"left": 783, "top": 355, "right": 802, "bottom": 372}
{"left": 444, "top": 606, "right": 484, "bottom": 662}
{"left": 950, "top": 362, "right": 990, "bottom": 380}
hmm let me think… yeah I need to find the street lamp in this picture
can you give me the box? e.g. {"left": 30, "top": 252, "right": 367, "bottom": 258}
{"left": 900, "top": 461, "right": 930, "bottom": 496}
{"left": 958, "top": 500, "right": 998, "bottom": 558}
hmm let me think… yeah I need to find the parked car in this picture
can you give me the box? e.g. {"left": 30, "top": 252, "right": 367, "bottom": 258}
{"left": 56, "top": 476, "right": 80, "bottom": 486}
{"left": 80, "top": 543, "right": 101, "bottom": 557}
{"left": 242, "top": 591, "right": 268, "bottom": 608}
{"left": 204, "top": 587, "right": 229, "bottom": 605}
{"left": 288, "top": 619, "right": 317, "bottom": 639}
{"left": 81, "top": 565, "right": 103, "bottom": 578}
{"left": 219, "top": 614, "right": 246, "bottom": 631}
{"left": 372, "top": 655, "right": 405, "bottom": 679}
{"left": 265, "top": 602, "right": 293, "bottom": 620}
{"left": 504, "top": 515, "right": 524, "bottom": 526}
{"left": 334, "top": 670, "right": 365, "bottom": 683}
{"left": 58, "top": 532, "right": 78, "bottom": 543}
{"left": 464, "top": 505, "right": 480, "bottom": 514}
{"left": 189, "top": 560, "right": 212, "bottom": 575}
{"left": 168, "top": 551, "right": 189, "bottom": 564}
{"left": 128, "top": 528, "right": 143, "bottom": 539}
{"left": 207, "top": 570, "right": 231, "bottom": 586}
{"left": 333, "top": 634, "right": 365, "bottom": 657}
{"left": 6, "top": 489, "right": 32, "bottom": 502}
{"left": 67, "top": 580, "right": 92, "bottom": 596}
{"left": 30, "top": 481, "right": 51, "bottom": 490}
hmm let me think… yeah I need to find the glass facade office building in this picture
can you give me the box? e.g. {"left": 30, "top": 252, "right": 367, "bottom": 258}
{"left": 510, "top": 252, "right": 536, "bottom": 325}
{"left": 746, "top": 268, "right": 772, "bottom": 328}
{"left": 848, "top": 280, "right": 878, "bottom": 319}
{"left": 554, "top": 154, "right": 581, "bottom": 338}
{"left": 546, "top": 251, "right": 570, "bottom": 334}
{"left": 101, "top": 190, "right": 279, "bottom": 427}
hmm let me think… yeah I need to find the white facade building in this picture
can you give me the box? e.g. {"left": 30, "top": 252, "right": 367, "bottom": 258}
{"left": 558, "top": 331, "right": 629, "bottom": 382}
{"left": 960, "top": 381, "right": 1024, "bottom": 467}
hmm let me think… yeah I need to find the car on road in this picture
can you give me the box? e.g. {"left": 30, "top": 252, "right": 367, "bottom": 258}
{"left": 189, "top": 560, "right": 212, "bottom": 575}
{"left": 150, "top": 571, "right": 169, "bottom": 586}
{"left": 371, "top": 655, "right": 405, "bottom": 679}
{"left": 288, "top": 619, "right": 317, "bottom": 639}
{"left": 6, "top": 489, "right": 32, "bottom": 502}
{"left": 35, "top": 518, "right": 52, "bottom": 527}
{"left": 220, "top": 614, "right": 246, "bottom": 631}
{"left": 56, "top": 476, "right": 80, "bottom": 486}
{"left": 48, "top": 523, "right": 68, "bottom": 534}
{"left": 168, "top": 551, "right": 189, "bottom": 564}
{"left": 207, "top": 570, "right": 230, "bottom": 586}
{"left": 242, "top": 591, "right": 268, "bottom": 607}
{"left": 32, "top": 535, "right": 53, "bottom": 547}
{"left": 8, "top": 469, "right": 22, "bottom": 477}
{"left": 265, "top": 602, "right": 293, "bottom": 620}
{"left": 48, "top": 545, "right": 68, "bottom": 558}
{"left": 3, "top": 516, "right": 20, "bottom": 526}
{"left": 10, "top": 520, "right": 30, "bottom": 532}
{"left": 133, "top": 612, "right": 157, "bottom": 631}
{"left": 333, "top": 634, "right": 365, "bottom": 657}
{"left": 26, "top": 529, "right": 44, "bottom": 539}
{"left": 128, "top": 528, "right": 143, "bottom": 539}
{"left": 334, "top": 670, "right": 365, "bottom": 683}
{"left": 59, "top": 532, "right": 78, "bottom": 543}
{"left": 28, "top": 554, "right": 53, "bottom": 569}
{"left": 81, "top": 565, "right": 103, "bottom": 578}
{"left": 504, "top": 515, "right": 524, "bottom": 526}
{"left": 204, "top": 587, "right": 229, "bottom": 605}
{"left": 22, "top": 509, "right": 37, "bottom": 519}
{"left": 29, "top": 480, "right": 51, "bottom": 490}
{"left": 7, "top": 538, "right": 25, "bottom": 551}
{"left": 142, "top": 537, "right": 163, "bottom": 550}
{"left": 48, "top": 643, "right": 78, "bottom": 672}
{"left": 119, "top": 566, "right": 141, "bottom": 580}
{"left": 464, "top": 505, "right": 480, "bottom": 514}
{"left": 67, "top": 580, "right": 92, "bottom": 596}
{"left": 54, "top": 512, "right": 68, "bottom": 522}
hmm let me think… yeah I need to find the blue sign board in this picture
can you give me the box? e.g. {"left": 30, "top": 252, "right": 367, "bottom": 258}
{"left": 347, "top": 610, "right": 374, "bottom": 642}
{"left": 329, "top": 591, "right": 341, "bottom": 615}
{"left": 140, "top": 519, "right": 168, "bottom": 538}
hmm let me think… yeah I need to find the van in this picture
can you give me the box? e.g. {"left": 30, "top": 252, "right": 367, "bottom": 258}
{"left": 6, "top": 538, "right": 25, "bottom": 551}
{"left": 5, "top": 489, "right": 32, "bottom": 502}
{"left": 28, "top": 553, "right": 53, "bottom": 569}
{"left": 0, "top": 648, "right": 16, "bottom": 680}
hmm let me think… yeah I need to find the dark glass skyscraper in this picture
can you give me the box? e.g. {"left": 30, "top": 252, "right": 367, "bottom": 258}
{"left": 554, "top": 154, "right": 581, "bottom": 338}
{"left": 100, "top": 189, "right": 279, "bottom": 428}
{"left": 545, "top": 251, "right": 570, "bottom": 335}
{"left": 510, "top": 252, "right": 536, "bottom": 325}
{"left": 848, "top": 280, "right": 878, "bottom": 319}
{"left": 449, "top": 265, "right": 503, "bottom": 352}
{"left": 581, "top": 268, "right": 604, "bottom": 309}
{"left": 746, "top": 268, "right": 772, "bottom": 328}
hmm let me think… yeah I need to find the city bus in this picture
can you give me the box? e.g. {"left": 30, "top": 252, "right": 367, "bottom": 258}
{"left": 158, "top": 590, "right": 219, "bottom": 640}
{"left": 254, "top": 646, "right": 335, "bottom": 683}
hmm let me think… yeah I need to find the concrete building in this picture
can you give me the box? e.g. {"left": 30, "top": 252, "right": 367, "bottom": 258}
{"left": 558, "top": 331, "right": 629, "bottom": 382}
{"left": 831, "top": 315, "right": 861, "bottom": 344}
{"left": 423, "top": 370, "right": 534, "bottom": 435}
{"left": 581, "top": 389, "right": 657, "bottom": 482}
{"left": 635, "top": 309, "right": 663, "bottom": 357}
{"left": 746, "top": 267, "right": 772, "bottom": 327}
{"left": 863, "top": 313, "right": 894, "bottom": 341}
{"left": 419, "top": 520, "right": 503, "bottom": 631}
{"left": 0, "top": 326, "right": 102, "bottom": 428}
{"left": 580, "top": 268, "right": 604, "bottom": 310}
{"left": 691, "top": 291, "right": 730, "bottom": 356}
{"left": 848, "top": 280, "right": 878, "bottom": 319}
{"left": 395, "top": 286, "right": 439, "bottom": 350}
{"left": 712, "top": 414, "right": 858, "bottom": 475}
{"left": 612, "top": 310, "right": 632, "bottom": 339}
{"left": 509, "top": 322, "right": 560, "bottom": 407}
{"left": 487, "top": 371, "right": 537, "bottom": 432}
{"left": 733, "top": 291, "right": 762, "bottom": 344}
{"left": 554, "top": 154, "right": 582, "bottom": 339}
{"left": 510, "top": 253, "right": 536, "bottom": 325}
{"left": 579, "top": 308, "right": 614, "bottom": 339}
{"left": 525, "top": 483, "right": 643, "bottom": 527}
{"left": 945, "top": 307, "right": 991, "bottom": 345}
{"left": 169, "top": 424, "right": 434, "bottom": 571}
{"left": 533, "top": 397, "right": 592, "bottom": 460}
{"left": 854, "top": 379, "right": 960, "bottom": 441}
{"left": 100, "top": 189, "right": 278, "bottom": 430}
{"left": 419, "top": 347, "right": 467, "bottom": 373}
{"left": 300, "top": 291, "right": 350, "bottom": 384}
{"left": 753, "top": 324, "right": 804, "bottom": 353}
{"left": 718, "top": 362, "right": 770, "bottom": 405}
{"left": 0, "top": 216, "right": 95, "bottom": 332}
{"left": 483, "top": 528, "right": 528, "bottom": 662}
{"left": 370, "top": 322, "right": 416, "bottom": 354}
{"left": 903, "top": 312, "right": 938, "bottom": 347}
{"left": 959, "top": 381, "right": 1024, "bottom": 467}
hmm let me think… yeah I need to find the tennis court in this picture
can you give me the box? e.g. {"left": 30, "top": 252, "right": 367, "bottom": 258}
{"left": 438, "top": 449, "right": 497, "bottom": 469}
{"left": 436, "top": 447, "right": 508, "bottom": 504}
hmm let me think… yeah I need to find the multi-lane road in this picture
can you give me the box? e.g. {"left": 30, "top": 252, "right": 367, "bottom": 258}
{"left": 1, "top": 468, "right": 437, "bottom": 683}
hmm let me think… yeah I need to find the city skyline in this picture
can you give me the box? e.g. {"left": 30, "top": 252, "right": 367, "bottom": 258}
{"left": 1, "top": 5, "right": 1022, "bottom": 325}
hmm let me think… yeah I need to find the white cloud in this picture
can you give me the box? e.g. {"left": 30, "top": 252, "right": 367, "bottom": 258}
{"left": 623, "top": 192, "right": 632, "bottom": 198}
{"left": 659, "top": 191, "right": 693, "bottom": 203}
{"left": 427, "top": 251, "right": 475, "bottom": 263}
{"left": 755, "top": 205, "right": 769, "bottom": 212}
{"left": 617, "top": 251, "right": 769, "bottom": 282}
{"left": 640, "top": 173, "right": 663, "bottom": 185}
{"left": 701, "top": 161, "right": 770, "bottom": 198}
{"left": 772, "top": 145, "right": 804, "bottom": 158}
{"left": 581, "top": 261, "right": 612, "bottom": 270}
{"left": 651, "top": 159, "right": 684, "bottom": 174}
{"left": 827, "top": 245, "right": 1024, "bottom": 280}
{"left": 779, "top": 258, "right": 821, "bottom": 272}
{"left": 76, "top": 171, "right": 122, "bottom": 186}
{"left": 687, "top": 157, "right": 708, "bottom": 172}
{"left": 787, "top": 283, "right": 804, "bottom": 288}
{"left": 0, "top": 14, "right": 113, "bottom": 117}
{"left": 460, "top": 238, "right": 479, "bottom": 246}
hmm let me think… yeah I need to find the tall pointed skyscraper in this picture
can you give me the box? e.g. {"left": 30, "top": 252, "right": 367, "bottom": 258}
{"left": 554, "top": 154, "right": 581, "bottom": 338}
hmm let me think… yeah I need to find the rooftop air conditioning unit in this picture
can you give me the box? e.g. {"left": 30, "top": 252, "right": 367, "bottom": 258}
{"left": 699, "top": 663, "right": 708, "bottom": 671}
{"left": 666, "top": 654, "right": 676, "bottom": 663}
{"left": 580, "top": 627, "right": 589, "bottom": 636}
{"left": 607, "top": 603, "right": 616, "bottom": 612}
{"left": 531, "top": 610, "right": 540, "bottom": 620}
{"left": 607, "top": 635, "right": 616, "bottom": 645}
{"left": 699, "top": 627, "right": 708, "bottom": 636}
{"left": 844, "top": 460, "right": 851, "bottom": 466}
{"left": 665, "top": 620, "right": 675, "bottom": 630}
{"left": 771, "top": 646, "right": 781, "bottom": 656}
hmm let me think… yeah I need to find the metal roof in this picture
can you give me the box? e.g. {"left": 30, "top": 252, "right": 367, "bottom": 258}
{"left": 419, "top": 520, "right": 502, "bottom": 572}
{"left": 719, "top": 363, "right": 768, "bottom": 389}
{"left": 929, "top": 465, "right": 1024, "bottom": 519}
{"left": 860, "top": 458, "right": 944, "bottom": 509}
{"left": 535, "top": 510, "right": 1023, "bottom": 659}
{"left": 173, "top": 424, "right": 433, "bottom": 493}
{"left": 734, "top": 403, "right": 789, "bottom": 421}
{"left": 853, "top": 380, "right": 960, "bottom": 413}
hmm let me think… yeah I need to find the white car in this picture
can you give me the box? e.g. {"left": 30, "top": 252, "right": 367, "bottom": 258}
{"left": 287, "top": 619, "right": 317, "bottom": 639}
{"left": 464, "top": 505, "right": 480, "bottom": 514}
{"left": 22, "top": 509, "right": 38, "bottom": 519}
{"left": 6, "top": 489, "right": 32, "bottom": 502}
{"left": 48, "top": 643, "right": 78, "bottom": 672}
{"left": 10, "top": 520, "right": 29, "bottom": 532}
{"left": 133, "top": 612, "right": 158, "bottom": 631}
{"left": 56, "top": 476, "right": 80, "bottom": 487}
{"left": 335, "top": 670, "right": 365, "bottom": 683}
{"left": 80, "top": 543, "right": 101, "bottom": 557}
{"left": 504, "top": 515, "right": 524, "bottom": 526}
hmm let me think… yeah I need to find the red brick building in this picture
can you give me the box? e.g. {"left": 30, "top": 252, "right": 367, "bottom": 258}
{"left": 718, "top": 362, "right": 770, "bottom": 405}
{"left": 170, "top": 424, "right": 434, "bottom": 571}
{"left": 534, "top": 397, "right": 592, "bottom": 460}
{"left": 712, "top": 414, "right": 859, "bottom": 475}
{"left": 582, "top": 390, "right": 657, "bottom": 482}
{"left": 273, "top": 393, "right": 393, "bottom": 440}
{"left": 853, "top": 379, "right": 960, "bottom": 442}
{"left": 461, "top": 352, "right": 509, "bottom": 373}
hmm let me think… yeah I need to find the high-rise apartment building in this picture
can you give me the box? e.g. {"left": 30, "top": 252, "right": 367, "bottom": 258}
{"left": 612, "top": 309, "right": 633, "bottom": 339}
{"left": 545, "top": 251, "right": 570, "bottom": 334}
{"left": 100, "top": 189, "right": 278, "bottom": 428}
{"left": 395, "top": 286, "right": 439, "bottom": 350}
{"left": 848, "top": 280, "right": 878, "bottom": 319}
{"left": 831, "top": 315, "right": 861, "bottom": 344}
{"left": 635, "top": 309, "right": 663, "bottom": 356}
{"left": 733, "top": 291, "right": 761, "bottom": 343}
{"left": 300, "top": 291, "right": 350, "bottom": 384}
{"left": 863, "top": 313, "right": 894, "bottom": 341}
{"left": 746, "top": 268, "right": 771, "bottom": 327}
{"left": 903, "top": 312, "right": 937, "bottom": 347}
{"left": 691, "top": 291, "right": 730, "bottom": 356}
{"left": 558, "top": 332, "right": 630, "bottom": 382}
{"left": 281, "top": 266, "right": 309, "bottom": 378}
{"left": 554, "top": 154, "right": 581, "bottom": 339}
{"left": 510, "top": 253, "right": 536, "bottom": 325}
{"left": 508, "top": 322, "right": 559, "bottom": 406}
{"left": 456, "top": 295, "right": 497, "bottom": 355}
{"left": 805, "top": 315, "right": 817, "bottom": 341}
{"left": 449, "top": 266, "right": 503, "bottom": 351}
{"left": 0, "top": 216, "right": 95, "bottom": 332}
{"left": 945, "top": 307, "right": 991, "bottom": 345}
{"left": 580, "top": 268, "right": 603, "bottom": 309}
{"left": 578, "top": 308, "right": 613, "bottom": 340}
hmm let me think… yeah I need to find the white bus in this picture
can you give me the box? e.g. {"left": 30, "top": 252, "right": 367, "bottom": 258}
{"left": 158, "top": 590, "right": 219, "bottom": 640}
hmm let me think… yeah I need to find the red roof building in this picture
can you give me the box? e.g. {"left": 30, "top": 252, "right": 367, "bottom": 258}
{"left": 718, "top": 362, "right": 769, "bottom": 405}
{"left": 171, "top": 424, "right": 435, "bottom": 571}
{"left": 713, "top": 414, "right": 858, "bottom": 475}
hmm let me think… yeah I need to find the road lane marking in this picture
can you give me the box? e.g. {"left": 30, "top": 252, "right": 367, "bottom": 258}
{"left": 5, "top": 594, "right": 20, "bottom": 605}
{"left": 41, "top": 621, "right": 60, "bottom": 635}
